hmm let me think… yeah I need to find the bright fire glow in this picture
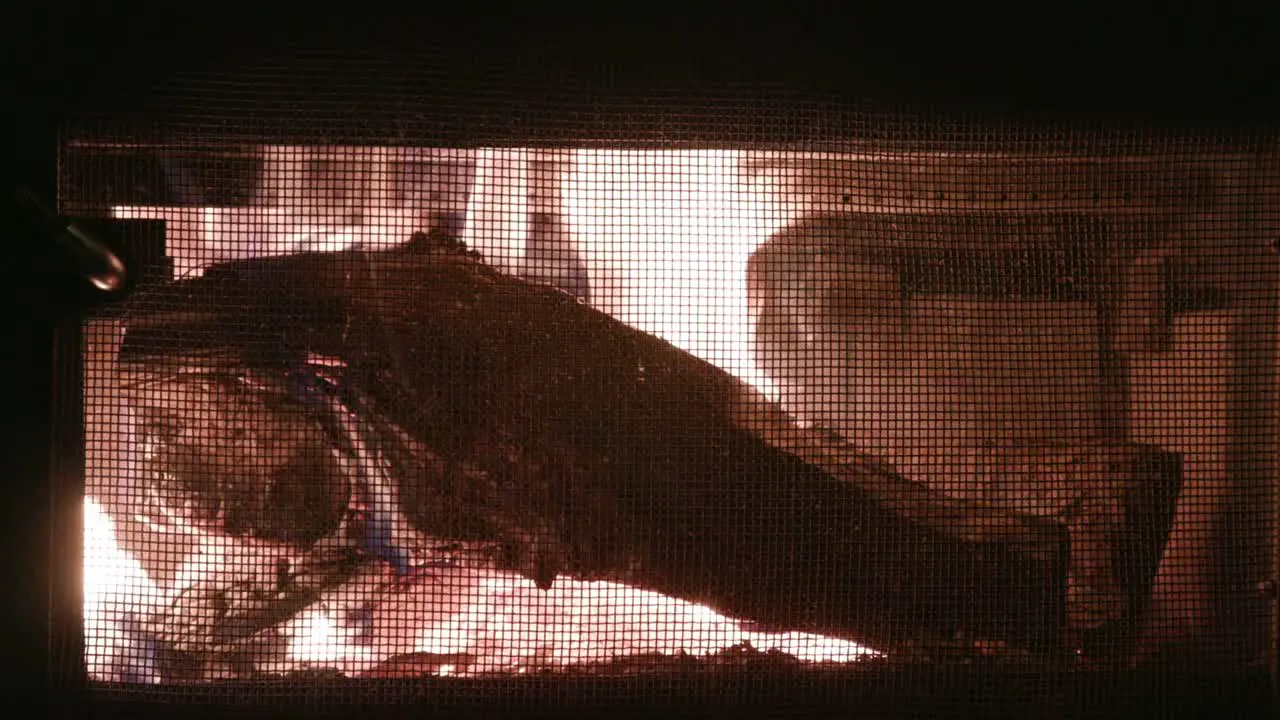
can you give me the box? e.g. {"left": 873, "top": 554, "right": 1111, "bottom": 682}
{"left": 563, "top": 149, "right": 788, "bottom": 400}
{"left": 114, "top": 148, "right": 797, "bottom": 401}
{"left": 110, "top": 206, "right": 417, "bottom": 280}
{"left": 278, "top": 570, "right": 878, "bottom": 677}
{"left": 85, "top": 496, "right": 878, "bottom": 681}
{"left": 84, "top": 497, "right": 164, "bottom": 684}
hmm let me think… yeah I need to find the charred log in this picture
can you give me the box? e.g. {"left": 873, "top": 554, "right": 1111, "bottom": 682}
{"left": 119, "top": 239, "right": 1069, "bottom": 655}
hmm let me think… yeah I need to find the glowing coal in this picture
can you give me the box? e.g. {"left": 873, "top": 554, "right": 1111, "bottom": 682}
{"left": 84, "top": 497, "right": 878, "bottom": 681}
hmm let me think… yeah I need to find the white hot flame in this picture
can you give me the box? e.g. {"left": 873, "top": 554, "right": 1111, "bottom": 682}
{"left": 83, "top": 497, "right": 164, "bottom": 684}
{"left": 563, "top": 149, "right": 784, "bottom": 400}
{"left": 92, "top": 146, "right": 881, "bottom": 681}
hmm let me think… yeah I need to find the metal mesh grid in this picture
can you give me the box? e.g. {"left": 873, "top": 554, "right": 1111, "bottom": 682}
{"left": 54, "top": 50, "right": 1280, "bottom": 707}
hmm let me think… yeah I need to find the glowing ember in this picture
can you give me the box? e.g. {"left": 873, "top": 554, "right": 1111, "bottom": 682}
{"left": 84, "top": 497, "right": 878, "bottom": 681}
{"left": 84, "top": 497, "right": 163, "bottom": 684}
{"left": 277, "top": 572, "right": 878, "bottom": 676}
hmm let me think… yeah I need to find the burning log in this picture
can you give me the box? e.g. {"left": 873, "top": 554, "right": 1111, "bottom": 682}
{"left": 118, "top": 235, "right": 1069, "bottom": 656}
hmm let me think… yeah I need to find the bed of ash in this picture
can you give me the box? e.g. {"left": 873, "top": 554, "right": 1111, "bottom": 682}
{"left": 84, "top": 497, "right": 879, "bottom": 682}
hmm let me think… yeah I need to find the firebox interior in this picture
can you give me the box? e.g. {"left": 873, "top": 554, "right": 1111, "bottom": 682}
{"left": 59, "top": 136, "right": 1278, "bottom": 696}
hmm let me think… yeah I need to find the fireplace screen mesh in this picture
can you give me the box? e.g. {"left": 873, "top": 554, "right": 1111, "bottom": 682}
{"left": 57, "top": 68, "right": 1279, "bottom": 697}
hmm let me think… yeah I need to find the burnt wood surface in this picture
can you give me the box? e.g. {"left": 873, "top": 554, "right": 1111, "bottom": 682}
{"left": 119, "top": 239, "right": 1069, "bottom": 655}
{"left": 979, "top": 441, "right": 1183, "bottom": 665}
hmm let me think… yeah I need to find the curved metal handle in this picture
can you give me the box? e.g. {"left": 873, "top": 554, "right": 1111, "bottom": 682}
{"left": 14, "top": 185, "right": 128, "bottom": 292}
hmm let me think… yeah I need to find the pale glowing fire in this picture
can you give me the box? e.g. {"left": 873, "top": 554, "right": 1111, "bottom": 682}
{"left": 562, "top": 149, "right": 790, "bottom": 400}
{"left": 113, "top": 147, "right": 796, "bottom": 400}
{"left": 84, "top": 497, "right": 164, "bottom": 683}
{"left": 92, "top": 147, "right": 876, "bottom": 682}
{"left": 85, "top": 497, "right": 878, "bottom": 681}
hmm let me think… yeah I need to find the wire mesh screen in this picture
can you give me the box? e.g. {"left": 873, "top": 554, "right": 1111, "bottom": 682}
{"left": 56, "top": 59, "right": 1280, "bottom": 702}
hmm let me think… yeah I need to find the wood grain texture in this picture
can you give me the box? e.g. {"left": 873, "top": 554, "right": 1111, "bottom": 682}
{"left": 120, "top": 240, "right": 1069, "bottom": 654}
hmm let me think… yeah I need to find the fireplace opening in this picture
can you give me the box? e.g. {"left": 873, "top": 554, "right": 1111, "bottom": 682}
{"left": 59, "top": 136, "right": 1278, "bottom": 694}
